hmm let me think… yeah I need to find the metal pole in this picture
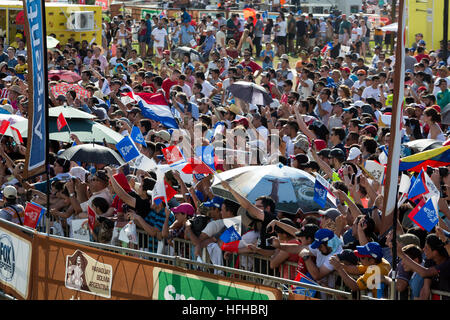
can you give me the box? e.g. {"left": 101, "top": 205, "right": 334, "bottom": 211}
{"left": 40, "top": 0, "right": 51, "bottom": 234}
{"left": 390, "top": 0, "right": 397, "bottom": 54}
{"left": 444, "top": 0, "right": 449, "bottom": 62}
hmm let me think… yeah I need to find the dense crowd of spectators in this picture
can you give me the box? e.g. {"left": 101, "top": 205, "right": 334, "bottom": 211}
{"left": 0, "top": 6, "right": 449, "bottom": 299}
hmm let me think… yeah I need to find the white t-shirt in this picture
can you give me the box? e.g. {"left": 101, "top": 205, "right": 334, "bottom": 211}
{"left": 216, "top": 30, "right": 226, "bottom": 48}
{"left": 361, "top": 86, "right": 381, "bottom": 101}
{"left": 256, "top": 126, "right": 269, "bottom": 139}
{"left": 314, "top": 100, "right": 332, "bottom": 126}
{"left": 319, "top": 21, "right": 327, "bottom": 33}
{"left": 351, "top": 27, "right": 362, "bottom": 42}
{"left": 297, "top": 78, "right": 314, "bottom": 99}
{"left": 282, "top": 135, "right": 294, "bottom": 158}
{"left": 275, "top": 21, "right": 287, "bottom": 37}
{"left": 352, "top": 80, "right": 366, "bottom": 101}
{"left": 201, "top": 80, "right": 215, "bottom": 97}
{"left": 152, "top": 28, "right": 168, "bottom": 48}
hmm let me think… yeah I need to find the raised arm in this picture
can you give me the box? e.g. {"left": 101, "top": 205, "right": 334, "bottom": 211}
{"left": 220, "top": 179, "right": 264, "bottom": 221}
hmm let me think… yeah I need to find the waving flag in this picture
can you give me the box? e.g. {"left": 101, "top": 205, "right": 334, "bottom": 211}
{"left": 182, "top": 157, "right": 214, "bottom": 174}
{"left": 292, "top": 272, "right": 318, "bottom": 298}
{"left": 220, "top": 226, "right": 242, "bottom": 243}
{"left": 152, "top": 168, "right": 177, "bottom": 205}
{"left": 321, "top": 42, "right": 333, "bottom": 54}
{"left": 211, "top": 121, "right": 226, "bottom": 142}
{"left": 399, "top": 146, "right": 450, "bottom": 172}
{"left": 10, "top": 126, "right": 23, "bottom": 144}
{"left": 408, "top": 196, "right": 439, "bottom": 231}
{"left": 162, "top": 145, "right": 186, "bottom": 166}
{"left": 23, "top": 202, "right": 46, "bottom": 229}
{"left": 130, "top": 126, "right": 147, "bottom": 147}
{"left": 87, "top": 205, "right": 96, "bottom": 233}
{"left": 195, "top": 145, "right": 215, "bottom": 171}
{"left": 407, "top": 170, "right": 429, "bottom": 201}
{"left": 0, "top": 120, "right": 10, "bottom": 135}
{"left": 365, "top": 160, "right": 386, "bottom": 185}
{"left": 124, "top": 91, "right": 178, "bottom": 129}
{"left": 57, "top": 112, "right": 68, "bottom": 131}
{"left": 314, "top": 174, "right": 330, "bottom": 208}
{"left": 116, "top": 135, "right": 140, "bottom": 162}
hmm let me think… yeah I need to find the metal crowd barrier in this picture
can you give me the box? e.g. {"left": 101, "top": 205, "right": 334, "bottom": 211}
{"left": 15, "top": 220, "right": 449, "bottom": 300}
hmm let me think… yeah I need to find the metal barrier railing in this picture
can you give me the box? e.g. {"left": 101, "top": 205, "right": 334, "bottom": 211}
{"left": 6, "top": 219, "right": 449, "bottom": 300}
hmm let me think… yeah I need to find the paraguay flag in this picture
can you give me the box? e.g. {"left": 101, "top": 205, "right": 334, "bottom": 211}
{"left": 407, "top": 170, "right": 429, "bottom": 201}
{"left": 399, "top": 146, "right": 450, "bottom": 172}
{"left": 124, "top": 91, "right": 179, "bottom": 129}
{"left": 408, "top": 195, "right": 439, "bottom": 232}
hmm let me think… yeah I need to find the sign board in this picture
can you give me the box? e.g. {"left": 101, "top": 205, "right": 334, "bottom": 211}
{"left": 0, "top": 226, "right": 32, "bottom": 299}
{"left": 152, "top": 268, "right": 278, "bottom": 300}
{"left": 65, "top": 250, "right": 113, "bottom": 298}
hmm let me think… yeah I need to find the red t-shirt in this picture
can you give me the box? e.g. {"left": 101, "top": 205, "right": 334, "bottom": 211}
{"left": 240, "top": 60, "right": 262, "bottom": 73}
{"left": 162, "top": 78, "right": 177, "bottom": 99}
{"left": 415, "top": 54, "right": 430, "bottom": 63}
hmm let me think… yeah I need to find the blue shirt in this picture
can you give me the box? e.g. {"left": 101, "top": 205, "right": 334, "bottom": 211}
{"left": 8, "top": 58, "right": 17, "bottom": 69}
{"left": 180, "top": 24, "right": 195, "bottom": 45}
{"left": 202, "top": 35, "right": 215, "bottom": 53}
{"left": 143, "top": 208, "right": 175, "bottom": 253}
{"left": 181, "top": 11, "right": 191, "bottom": 24}
{"left": 145, "top": 19, "right": 152, "bottom": 38}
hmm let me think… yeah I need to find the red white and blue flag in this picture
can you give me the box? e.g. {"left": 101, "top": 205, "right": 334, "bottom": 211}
{"left": 23, "top": 202, "right": 46, "bottom": 229}
{"left": 162, "top": 145, "right": 186, "bottom": 166}
{"left": 152, "top": 168, "right": 177, "bottom": 205}
{"left": 124, "top": 91, "right": 178, "bottom": 129}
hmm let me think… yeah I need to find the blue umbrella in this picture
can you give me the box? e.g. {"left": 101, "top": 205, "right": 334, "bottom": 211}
{"left": 211, "top": 164, "right": 336, "bottom": 214}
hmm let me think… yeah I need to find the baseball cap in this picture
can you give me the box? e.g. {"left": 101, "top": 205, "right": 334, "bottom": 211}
{"left": 3, "top": 185, "right": 17, "bottom": 199}
{"left": 226, "top": 104, "right": 242, "bottom": 115}
{"left": 356, "top": 69, "right": 366, "bottom": 75}
{"left": 313, "top": 139, "right": 327, "bottom": 151}
{"left": 318, "top": 148, "right": 331, "bottom": 158}
{"left": 418, "top": 40, "right": 426, "bottom": 46}
{"left": 0, "top": 104, "right": 13, "bottom": 114}
{"left": 70, "top": 166, "right": 89, "bottom": 183}
{"left": 361, "top": 104, "right": 375, "bottom": 117}
{"left": 94, "top": 170, "right": 109, "bottom": 182}
{"left": 354, "top": 242, "right": 383, "bottom": 259}
{"left": 318, "top": 208, "right": 341, "bottom": 222}
{"left": 232, "top": 117, "right": 249, "bottom": 128}
{"left": 280, "top": 54, "right": 289, "bottom": 61}
{"left": 163, "top": 50, "right": 170, "bottom": 55}
{"left": 329, "top": 148, "right": 345, "bottom": 161}
{"left": 341, "top": 67, "right": 351, "bottom": 74}
{"left": 353, "top": 100, "right": 365, "bottom": 108}
{"left": 92, "top": 107, "right": 109, "bottom": 121}
{"left": 172, "top": 203, "right": 195, "bottom": 217}
{"left": 337, "top": 249, "right": 358, "bottom": 265}
{"left": 127, "top": 106, "right": 141, "bottom": 114}
{"left": 347, "top": 147, "right": 362, "bottom": 161}
{"left": 343, "top": 106, "right": 358, "bottom": 117}
{"left": 154, "top": 130, "right": 171, "bottom": 142}
{"left": 203, "top": 196, "right": 224, "bottom": 209}
{"left": 311, "top": 229, "right": 335, "bottom": 249}
{"left": 8, "top": 85, "right": 22, "bottom": 95}
{"left": 293, "top": 135, "right": 309, "bottom": 153}
{"left": 295, "top": 224, "right": 320, "bottom": 239}
{"left": 361, "top": 125, "right": 378, "bottom": 136}
{"left": 332, "top": 101, "right": 344, "bottom": 108}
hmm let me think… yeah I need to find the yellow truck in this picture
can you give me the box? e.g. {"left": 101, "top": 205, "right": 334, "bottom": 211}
{"left": 0, "top": 1, "right": 102, "bottom": 47}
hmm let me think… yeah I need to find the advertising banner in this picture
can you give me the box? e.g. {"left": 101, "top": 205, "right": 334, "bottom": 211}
{"left": 0, "top": 226, "right": 33, "bottom": 299}
{"left": 23, "top": 0, "right": 49, "bottom": 178}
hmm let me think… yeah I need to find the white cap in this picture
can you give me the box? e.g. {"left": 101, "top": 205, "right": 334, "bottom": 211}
{"left": 0, "top": 104, "right": 13, "bottom": 114}
{"left": 70, "top": 166, "right": 89, "bottom": 183}
{"left": 353, "top": 100, "right": 365, "bottom": 108}
{"left": 1, "top": 75, "right": 12, "bottom": 82}
{"left": 3, "top": 185, "right": 17, "bottom": 199}
{"left": 270, "top": 99, "right": 280, "bottom": 109}
{"left": 347, "top": 147, "right": 362, "bottom": 161}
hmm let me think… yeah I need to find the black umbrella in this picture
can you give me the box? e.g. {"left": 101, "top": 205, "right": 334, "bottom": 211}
{"left": 227, "top": 81, "right": 273, "bottom": 105}
{"left": 58, "top": 144, "right": 125, "bottom": 166}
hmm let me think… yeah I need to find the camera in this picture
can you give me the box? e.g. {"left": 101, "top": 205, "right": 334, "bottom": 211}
{"left": 265, "top": 238, "right": 273, "bottom": 247}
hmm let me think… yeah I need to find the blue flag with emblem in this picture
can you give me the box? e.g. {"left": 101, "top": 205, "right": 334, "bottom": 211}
{"left": 313, "top": 174, "right": 330, "bottom": 208}
{"left": 195, "top": 145, "right": 215, "bottom": 171}
{"left": 130, "top": 126, "right": 147, "bottom": 147}
{"left": 220, "top": 226, "right": 241, "bottom": 243}
{"left": 116, "top": 135, "right": 140, "bottom": 162}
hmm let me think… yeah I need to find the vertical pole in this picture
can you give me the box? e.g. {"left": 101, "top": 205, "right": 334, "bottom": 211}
{"left": 390, "top": 0, "right": 397, "bottom": 54}
{"left": 41, "top": 0, "right": 51, "bottom": 235}
{"left": 444, "top": 0, "right": 449, "bottom": 62}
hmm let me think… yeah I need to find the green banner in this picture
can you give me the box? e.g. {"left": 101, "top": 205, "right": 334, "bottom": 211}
{"left": 141, "top": 9, "right": 162, "bottom": 19}
{"left": 157, "top": 270, "right": 272, "bottom": 300}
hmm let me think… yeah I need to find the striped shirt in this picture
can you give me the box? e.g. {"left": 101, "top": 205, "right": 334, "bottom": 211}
{"left": 143, "top": 208, "right": 175, "bottom": 253}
